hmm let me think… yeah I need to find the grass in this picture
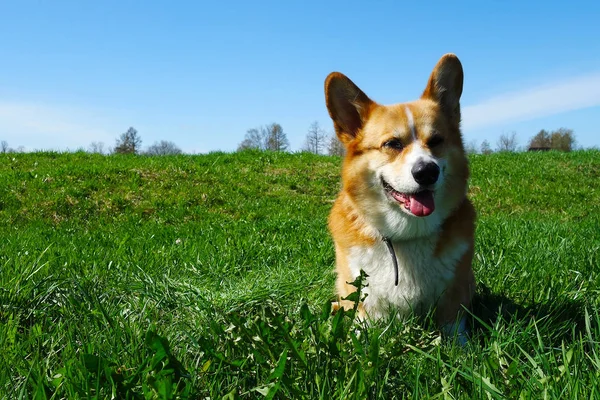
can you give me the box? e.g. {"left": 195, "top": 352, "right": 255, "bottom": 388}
{"left": 0, "top": 149, "right": 599, "bottom": 399}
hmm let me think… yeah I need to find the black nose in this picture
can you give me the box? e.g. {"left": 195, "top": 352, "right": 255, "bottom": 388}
{"left": 411, "top": 160, "right": 440, "bottom": 186}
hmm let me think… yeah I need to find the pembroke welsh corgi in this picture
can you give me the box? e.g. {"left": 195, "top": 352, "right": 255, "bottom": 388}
{"left": 324, "top": 54, "right": 475, "bottom": 343}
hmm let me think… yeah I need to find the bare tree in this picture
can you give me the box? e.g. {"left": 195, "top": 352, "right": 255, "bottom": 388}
{"left": 88, "top": 141, "right": 105, "bottom": 154}
{"left": 480, "top": 140, "right": 493, "bottom": 155}
{"left": 327, "top": 134, "right": 346, "bottom": 156}
{"left": 465, "top": 139, "right": 478, "bottom": 155}
{"left": 114, "top": 127, "right": 142, "bottom": 154}
{"left": 145, "top": 140, "right": 183, "bottom": 156}
{"left": 238, "top": 123, "right": 289, "bottom": 152}
{"left": 238, "top": 127, "right": 268, "bottom": 151}
{"left": 237, "top": 138, "right": 256, "bottom": 151}
{"left": 496, "top": 131, "right": 518, "bottom": 152}
{"left": 1, "top": 140, "right": 8, "bottom": 153}
{"left": 303, "top": 121, "right": 327, "bottom": 154}
{"left": 265, "top": 123, "right": 289, "bottom": 152}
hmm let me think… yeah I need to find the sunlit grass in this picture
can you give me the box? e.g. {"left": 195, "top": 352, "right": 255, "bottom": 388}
{"left": 1, "top": 149, "right": 599, "bottom": 398}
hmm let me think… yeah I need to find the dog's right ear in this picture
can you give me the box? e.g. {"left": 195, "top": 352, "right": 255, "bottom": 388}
{"left": 325, "top": 72, "right": 374, "bottom": 144}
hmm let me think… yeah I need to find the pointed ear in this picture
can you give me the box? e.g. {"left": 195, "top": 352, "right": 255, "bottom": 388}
{"left": 325, "top": 72, "right": 375, "bottom": 144}
{"left": 421, "top": 54, "right": 464, "bottom": 125}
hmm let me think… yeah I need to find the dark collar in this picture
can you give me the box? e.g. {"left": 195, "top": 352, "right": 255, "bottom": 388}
{"left": 381, "top": 236, "right": 399, "bottom": 286}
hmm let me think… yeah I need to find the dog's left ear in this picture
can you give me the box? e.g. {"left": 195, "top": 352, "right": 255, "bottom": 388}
{"left": 421, "top": 54, "right": 464, "bottom": 125}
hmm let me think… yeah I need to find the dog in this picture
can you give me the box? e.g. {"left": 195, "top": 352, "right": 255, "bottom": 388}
{"left": 324, "top": 54, "right": 475, "bottom": 343}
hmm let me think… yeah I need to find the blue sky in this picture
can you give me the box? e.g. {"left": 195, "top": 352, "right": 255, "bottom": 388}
{"left": 1, "top": 1, "right": 599, "bottom": 153}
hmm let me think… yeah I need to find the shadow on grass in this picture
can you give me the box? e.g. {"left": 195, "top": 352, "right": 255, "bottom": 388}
{"left": 470, "top": 284, "right": 588, "bottom": 346}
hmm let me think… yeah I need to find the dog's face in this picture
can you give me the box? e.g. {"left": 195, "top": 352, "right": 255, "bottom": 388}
{"left": 325, "top": 54, "right": 469, "bottom": 239}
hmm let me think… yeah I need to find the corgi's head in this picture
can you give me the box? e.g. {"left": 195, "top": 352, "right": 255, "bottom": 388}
{"left": 325, "top": 54, "right": 469, "bottom": 239}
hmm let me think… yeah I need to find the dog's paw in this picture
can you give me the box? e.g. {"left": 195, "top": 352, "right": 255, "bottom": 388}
{"left": 331, "top": 301, "right": 341, "bottom": 314}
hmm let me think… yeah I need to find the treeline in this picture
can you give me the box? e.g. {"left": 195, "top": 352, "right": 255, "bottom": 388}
{"left": 237, "top": 124, "right": 582, "bottom": 156}
{"left": 1, "top": 127, "right": 183, "bottom": 156}
{"left": 236, "top": 121, "right": 345, "bottom": 156}
{"left": 0, "top": 125, "right": 588, "bottom": 156}
{"left": 110, "top": 127, "right": 183, "bottom": 156}
{"left": 466, "top": 127, "right": 578, "bottom": 154}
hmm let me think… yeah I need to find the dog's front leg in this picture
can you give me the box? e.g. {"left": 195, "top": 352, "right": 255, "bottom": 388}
{"left": 436, "top": 249, "right": 475, "bottom": 345}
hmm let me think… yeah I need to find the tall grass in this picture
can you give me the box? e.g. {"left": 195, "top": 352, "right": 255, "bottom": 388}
{"left": 1, "top": 149, "right": 599, "bottom": 398}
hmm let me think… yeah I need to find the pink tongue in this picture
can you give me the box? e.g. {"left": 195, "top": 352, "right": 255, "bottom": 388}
{"left": 409, "top": 191, "right": 435, "bottom": 217}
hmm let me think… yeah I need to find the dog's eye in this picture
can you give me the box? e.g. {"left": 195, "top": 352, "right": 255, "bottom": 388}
{"left": 427, "top": 135, "right": 444, "bottom": 148}
{"left": 383, "top": 138, "right": 403, "bottom": 150}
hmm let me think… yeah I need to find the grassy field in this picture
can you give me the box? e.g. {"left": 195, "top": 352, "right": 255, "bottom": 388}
{"left": 1, "top": 149, "right": 599, "bottom": 399}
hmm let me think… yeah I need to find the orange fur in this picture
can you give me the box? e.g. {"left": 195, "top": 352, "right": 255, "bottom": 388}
{"left": 324, "top": 54, "right": 476, "bottom": 337}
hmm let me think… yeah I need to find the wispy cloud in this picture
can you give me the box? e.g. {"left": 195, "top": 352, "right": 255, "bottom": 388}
{"left": 0, "top": 101, "right": 117, "bottom": 151}
{"left": 462, "top": 72, "right": 600, "bottom": 131}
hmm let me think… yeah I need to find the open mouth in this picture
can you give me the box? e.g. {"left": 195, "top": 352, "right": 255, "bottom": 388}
{"left": 381, "top": 178, "right": 435, "bottom": 217}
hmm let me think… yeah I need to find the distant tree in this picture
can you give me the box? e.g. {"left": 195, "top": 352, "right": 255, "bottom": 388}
{"left": 496, "top": 131, "right": 518, "bottom": 152}
{"left": 265, "top": 123, "right": 289, "bottom": 152}
{"left": 527, "top": 128, "right": 576, "bottom": 152}
{"left": 550, "top": 128, "right": 576, "bottom": 152}
{"left": 465, "top": 139, "right": 478, "bottom": 155}
{"left": 303, "top": 121, "right": 327, "bottom": 154}
{"left": 528, "top": 129, "right": 551, "bottom": 150}
{"left": 237, "top": 123, "right": 289, "bottom": 152}
{"left": 480, "top": 140, "right": 493, "bottom": 155}
{"left": 88, "top": 141, "right": 105, "bottom": 154}
{"left": 238, "top": 127, "right": 268, "bottom": 151}
{"left": 237, "top": 138, "right": 256, "bottom": 151}
{"left": 327, "top": 134, "right": 346, "bottom": 156}
{"left": 145, "top": 140, "right": 183, "bottom": 156}
{"left": 1, "top": 140, "right": 8, "bottom": 153}
{"left": 114, "top": 127, "right": 142, "bottom": 154}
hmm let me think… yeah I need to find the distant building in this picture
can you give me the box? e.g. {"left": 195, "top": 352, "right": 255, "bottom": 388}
{"left": 527, "top": 146, "right": 551, "bottom": 152}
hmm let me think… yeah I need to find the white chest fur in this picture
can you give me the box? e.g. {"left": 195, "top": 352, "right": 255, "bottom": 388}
{"left": 347, "top": 237, "right": 468, "bottom": 320}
